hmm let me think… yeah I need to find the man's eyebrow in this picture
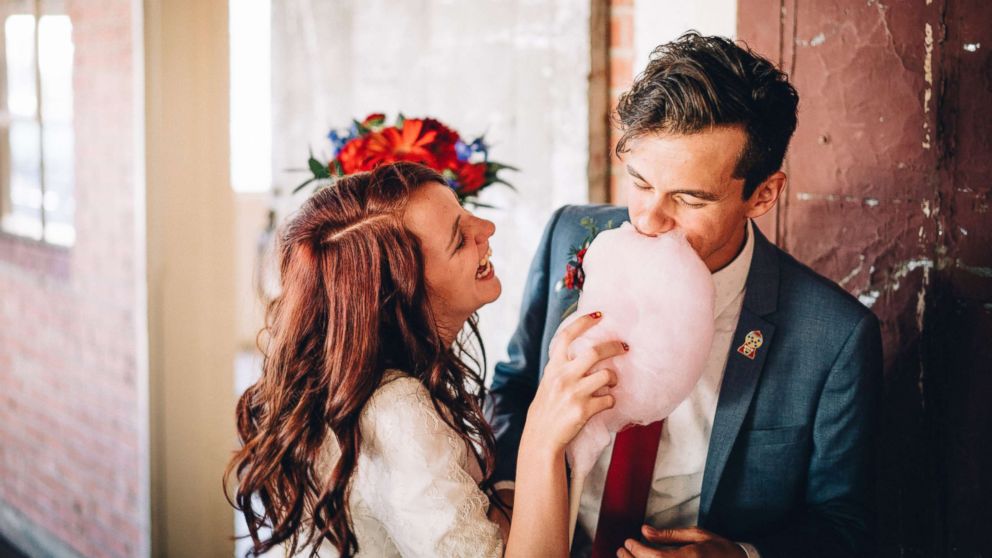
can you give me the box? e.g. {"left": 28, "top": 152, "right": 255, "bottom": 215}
{"left": 447, "top": 215, "right": 462, "bottom": 251}
{"left": 626, "top": 165, "right": 648, "bottom": 184}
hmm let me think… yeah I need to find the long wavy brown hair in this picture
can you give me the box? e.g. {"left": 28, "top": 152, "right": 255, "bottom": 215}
{"left": 225, "top": 162, "right": 497, "bottom": 557}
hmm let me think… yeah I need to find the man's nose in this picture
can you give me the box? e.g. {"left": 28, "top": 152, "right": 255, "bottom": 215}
{"left": 635, "top": 204, "right": 676, "bottom": 236}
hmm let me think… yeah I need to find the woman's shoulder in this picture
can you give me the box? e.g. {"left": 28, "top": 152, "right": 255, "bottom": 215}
{"left": 361, "top": 370, "right": 437, "bottom": 426}
{"left": 371, "top": 369, "right": 427, "bottom": 401}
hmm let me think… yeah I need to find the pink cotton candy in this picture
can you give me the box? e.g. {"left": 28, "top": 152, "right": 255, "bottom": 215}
{"left": 552, "top": 222, "right": 716, "bottom": 479}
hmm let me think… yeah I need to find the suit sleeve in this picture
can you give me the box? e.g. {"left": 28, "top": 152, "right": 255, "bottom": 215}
{"left": 751, "top": 311, "right": 883, "bottom": 558}
{"left": 484, "top": 205, "right": 568, "bottom": 484}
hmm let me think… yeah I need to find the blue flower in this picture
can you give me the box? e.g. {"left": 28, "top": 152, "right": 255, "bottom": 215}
{"left": 469, "top": 137, "right": 489, "bottom": 161}
{"left": 328, "top": 127, "right": 358, "bottom": 157}
{"left": 455, "top": 136, "right": 490, "bottom": 162}
{"left": 455, "top": 140, "right": 473, "bottom": 162}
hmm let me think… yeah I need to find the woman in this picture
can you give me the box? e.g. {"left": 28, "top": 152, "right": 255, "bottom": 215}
{"left": 225, "top": 162, "right": 625, "bottom": 557}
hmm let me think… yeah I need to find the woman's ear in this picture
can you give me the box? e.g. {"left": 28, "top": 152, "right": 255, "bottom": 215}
{"left": 745, "top": 171, "right": 787, "bottom": 219}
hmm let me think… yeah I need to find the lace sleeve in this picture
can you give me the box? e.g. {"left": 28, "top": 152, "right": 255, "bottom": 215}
{"left": 358, "top": 375, "right": 504, "bottom": 558}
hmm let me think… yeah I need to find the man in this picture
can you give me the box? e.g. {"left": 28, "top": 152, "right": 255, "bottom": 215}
{"left": 486, "top": 33, "right": 881, "bottom": 558}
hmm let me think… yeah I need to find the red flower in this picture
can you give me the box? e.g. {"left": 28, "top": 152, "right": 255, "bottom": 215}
{"left": 362, "top": 113, "right": 386, "bottom": 128}
{"left": 421, "top": 118, "right": 460, "bottom": 169}
{"left": 576, "top": 247, "right": 587, "bottom": 264}
{"left": 308, "top": 113, "right": 515, "bottom": 201}
{"left": 336, "top": 135, "right": 375, "bottom": 174}
{"left": 564, "top": 263, "right": 578, "bottom": 290}
{"left": 455, "top": 162, "right": 488, "bottom": 195}
{"left": 337, "top": 119, "right": 442, "bottom": 173}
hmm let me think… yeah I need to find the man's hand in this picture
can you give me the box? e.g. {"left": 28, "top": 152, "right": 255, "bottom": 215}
{"left": 617, "top": 526, "right": 747, "bottom": 558}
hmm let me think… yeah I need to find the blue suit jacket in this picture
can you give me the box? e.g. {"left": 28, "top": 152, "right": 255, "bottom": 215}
{"left": 485, "top": 204, "right": 882, "bottom": 558}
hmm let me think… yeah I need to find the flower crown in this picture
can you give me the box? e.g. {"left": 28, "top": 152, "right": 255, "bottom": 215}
{"left": 296, "top": 113, "right": 516, "bottom": 204}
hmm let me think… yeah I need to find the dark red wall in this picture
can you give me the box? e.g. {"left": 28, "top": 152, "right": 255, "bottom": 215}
{"left": 740, "top": 1, "right": 991, "bottom": 556}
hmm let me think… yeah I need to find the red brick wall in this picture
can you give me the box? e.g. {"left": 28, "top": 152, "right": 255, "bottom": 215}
{"left": 0, "top": 1, "right": 144, "bottom": 556}
{"left": 608, "top": 0, "right": 635, "bottom": 203}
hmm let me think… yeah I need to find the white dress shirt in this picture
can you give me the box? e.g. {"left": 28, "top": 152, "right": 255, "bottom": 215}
{"left": 571, "top": 220, "right": 758, "bottom": 557}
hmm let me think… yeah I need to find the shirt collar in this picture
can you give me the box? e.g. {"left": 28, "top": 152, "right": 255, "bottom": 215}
{"left": 711, "top": 220, "right": 755, "bottom": 318}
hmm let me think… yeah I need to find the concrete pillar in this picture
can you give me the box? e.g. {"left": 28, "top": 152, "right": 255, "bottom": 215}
{"left": 143, "top": 0, "right": 235, "bottom": 555}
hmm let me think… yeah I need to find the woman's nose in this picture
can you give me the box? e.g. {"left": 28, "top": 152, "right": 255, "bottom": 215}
{"left": 635, "top": 205, "right": 676, "bottom": 236}
{"left": 475, "top": 217, "right": 496, "bottom": 242}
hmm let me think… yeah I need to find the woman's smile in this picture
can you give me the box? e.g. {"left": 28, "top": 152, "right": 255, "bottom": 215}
{"left": 476, "top": 247, "right": 495, "bottom": 280}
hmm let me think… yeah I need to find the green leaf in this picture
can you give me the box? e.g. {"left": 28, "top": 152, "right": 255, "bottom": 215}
{"left": 464, "top": 199, "right": 498, "bottom": 210}
{"left": 365, "top": 114, "right": 386, "bottom": 129}
{"left": 293, "top": 176, "right": 318, "bottom": 194}
{"left": 308, "top": 156, "right": 331, "bottom": 179}
{"left": 353, "top": 119, "right": 371, "bottom": 135}
{"left": 488, "top": 177, "right": 517, "bottom": 191}
{"left": 486, "top": 162, "right": 519, "bottom": 173}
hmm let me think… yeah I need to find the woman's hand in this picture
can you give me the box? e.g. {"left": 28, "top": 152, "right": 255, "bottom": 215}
{"left": 506, "top": 311, "right": 626, "bottom": 557}
{"left": 523, "top": 311, "right": 627, "bottom": 453}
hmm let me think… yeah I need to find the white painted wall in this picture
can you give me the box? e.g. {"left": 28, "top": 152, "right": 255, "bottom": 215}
{"left": 270, "top": 0, "right": 591, "bottom": 376}
{"left": 633, "top": 1, "right": 738, "bottom": 74}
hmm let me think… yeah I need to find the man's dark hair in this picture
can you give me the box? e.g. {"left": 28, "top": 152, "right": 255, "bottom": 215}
{"left": 615, "top": 31, "right": 799, "bottom": 199}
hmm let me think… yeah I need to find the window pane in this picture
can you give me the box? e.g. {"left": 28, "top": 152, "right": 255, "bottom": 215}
{"left": 1, "top": 12, "right": 75, "bottom": 246}
{"left": 5, "top": 14, "right": 37, "bottom": 118}
{"left": 4, "top": 13, "right": 42, "bottom": 240}
{"left": 39, "top": 14, "right": 74, "bottom": 245}
{"left": 9, "top": 118, "right": 41, "bottom": 207}
{"left": 229, "top": 0, "right": 272, "bottom": 193}
{"left": 39, "top": 15, "right": 73, "bottom": 121}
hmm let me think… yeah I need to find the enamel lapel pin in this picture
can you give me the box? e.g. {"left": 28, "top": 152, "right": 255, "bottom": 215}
{"left": 737, "top": 330, "right": 764, "bottom": 360}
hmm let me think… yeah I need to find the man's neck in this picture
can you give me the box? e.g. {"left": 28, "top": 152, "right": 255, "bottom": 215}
{"left": 709, "top": 220, "right": 750, "bottom": 274}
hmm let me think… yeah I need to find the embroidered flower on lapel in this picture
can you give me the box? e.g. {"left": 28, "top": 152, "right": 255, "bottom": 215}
{"left": 557, "top": 216, "right": 616, "bottom": 294}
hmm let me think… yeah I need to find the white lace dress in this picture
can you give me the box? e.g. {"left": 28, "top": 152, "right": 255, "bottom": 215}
{"left": 311, "top": 370, "right": 504, "bottom": 557}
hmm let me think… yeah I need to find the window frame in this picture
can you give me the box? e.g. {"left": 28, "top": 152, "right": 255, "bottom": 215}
{"left": 0, "top": 0, "right": 74, "bottom": 247}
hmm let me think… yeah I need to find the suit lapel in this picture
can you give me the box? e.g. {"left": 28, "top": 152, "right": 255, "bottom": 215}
{"left": 698, "top": 225, "right": 781, "bottom": 524}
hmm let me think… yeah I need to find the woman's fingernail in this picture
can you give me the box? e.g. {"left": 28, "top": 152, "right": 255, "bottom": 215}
{"left": 621, "top": 342, "right": 630, "bottom": 352}
{"left": 588, "top": 311, "right": 602, "bottom": 319}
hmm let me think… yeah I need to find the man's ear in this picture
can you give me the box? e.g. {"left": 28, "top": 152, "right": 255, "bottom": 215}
{"left": 745, "top": 171, "right": 787, "bottom": 219}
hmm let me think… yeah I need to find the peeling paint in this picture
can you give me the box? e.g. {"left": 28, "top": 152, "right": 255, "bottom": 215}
{"left": 795, "top": 192, "right": 883, "bottom": 207}
{"left": 840, "top": 255, "right": 866, "bottom": 287}
{"left": 740, "top": 3, "right": 992, "bottom": 553}
{"left": 858, "top": 289, "right": 881, "bottom": 308}
{"left": 923, "top": 23, "right": 934, "bottom": 148}
{"left": 891, "top": 258, "right": 935, "bottom": 291}
{"left": 955, "top": 260, "right": 992, "bottom": 278}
